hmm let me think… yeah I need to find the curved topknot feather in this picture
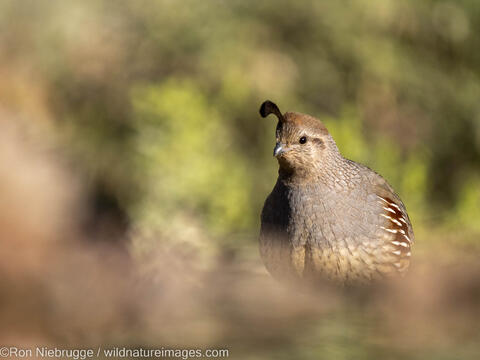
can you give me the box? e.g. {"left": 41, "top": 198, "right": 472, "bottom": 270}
{"left": 259, "top": 100, "right": 285, "bottom": 123}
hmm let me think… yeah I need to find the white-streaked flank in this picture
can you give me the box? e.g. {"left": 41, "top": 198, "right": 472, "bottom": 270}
{"left": 381, "top": 226, "right": 398, "bottom": 234}
{"left": 383, "top": 206, "right": 396, "bottom": 214}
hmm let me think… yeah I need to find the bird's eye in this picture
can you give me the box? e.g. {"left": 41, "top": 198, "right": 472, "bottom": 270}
{"left": 299, "top": 136, "right": 307, "bottom": 144}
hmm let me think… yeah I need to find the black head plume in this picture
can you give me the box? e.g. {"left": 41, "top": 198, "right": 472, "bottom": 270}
{"left": 259, "top": 100, "right": 285, "bottom": 123}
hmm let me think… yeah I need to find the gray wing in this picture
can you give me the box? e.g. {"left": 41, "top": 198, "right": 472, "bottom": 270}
{"left": 306, "top": 163, "right": 415, "bottom": 282}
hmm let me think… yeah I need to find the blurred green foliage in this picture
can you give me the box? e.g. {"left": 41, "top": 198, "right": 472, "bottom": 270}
{"left": 131, "top": 80, "right": 253, "bottom": 234}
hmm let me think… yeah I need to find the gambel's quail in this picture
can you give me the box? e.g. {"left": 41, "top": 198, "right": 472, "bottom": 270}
{"left": 259, "top": 100, "right": 414, "bottom": 283}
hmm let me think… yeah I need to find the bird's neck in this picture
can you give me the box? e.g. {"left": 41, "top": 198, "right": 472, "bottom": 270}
{"left": 278, "top": 152, "right": 354, "bottom": 190}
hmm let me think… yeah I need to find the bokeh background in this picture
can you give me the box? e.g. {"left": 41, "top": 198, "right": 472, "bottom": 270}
{"left": 1, "top": 1, "right": 480, "bottom": 359}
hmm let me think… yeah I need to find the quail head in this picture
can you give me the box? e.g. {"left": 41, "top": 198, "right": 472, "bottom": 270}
{"left": 259, "top": 100, "right": 414, "bottom": 284}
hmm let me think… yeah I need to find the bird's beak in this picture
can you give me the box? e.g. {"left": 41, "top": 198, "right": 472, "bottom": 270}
{"left": 273, "top": 143, "right": 289, "bottom": 157}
